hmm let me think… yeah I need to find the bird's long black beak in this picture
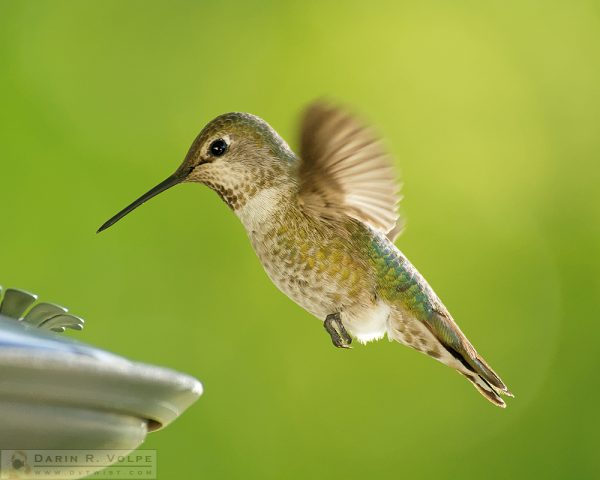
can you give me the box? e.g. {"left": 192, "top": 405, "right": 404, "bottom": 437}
{"left": 97, "top": 170, "right": 188, "bottom": 234}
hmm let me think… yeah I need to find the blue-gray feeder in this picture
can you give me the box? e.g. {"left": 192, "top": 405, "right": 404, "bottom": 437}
{"left": 0, "top": 286, "right": 202, "bottom": 478}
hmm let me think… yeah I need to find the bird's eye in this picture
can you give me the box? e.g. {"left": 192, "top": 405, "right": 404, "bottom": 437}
{"left": 210, "top": 138, "right": 228, "bottom": 157}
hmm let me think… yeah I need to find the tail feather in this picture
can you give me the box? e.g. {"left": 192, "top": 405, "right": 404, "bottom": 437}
{"left": 446, "top": 344, "right": 514, "bottom": 404}
{"left": 461, "top": 371, "right": 507, "bottom": 408}
{"left": 471, "top": 356, "right": 514, "bottom": 397}
{"left": 387, "top": 307, "right": 513, "bottom": 407}
{"left": 426, "top": 309, "right": 514, "bottom": 400}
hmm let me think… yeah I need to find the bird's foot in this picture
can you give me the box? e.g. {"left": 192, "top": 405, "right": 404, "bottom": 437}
{"left": 324, "top": 313, "right": 352, "bottom": 349}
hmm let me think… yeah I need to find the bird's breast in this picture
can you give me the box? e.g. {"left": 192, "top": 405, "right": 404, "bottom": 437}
{"left": 240, "top": 206, "right": 375, "bottom": 319}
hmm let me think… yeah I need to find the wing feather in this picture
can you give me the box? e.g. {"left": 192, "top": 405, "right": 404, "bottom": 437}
{"left": 298, "top": 102, "right": 404, "bottom": 239}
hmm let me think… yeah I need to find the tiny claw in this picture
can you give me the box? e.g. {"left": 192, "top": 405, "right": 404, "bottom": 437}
{"left": 323, "top": 312, "right": 353, "bottom": 349}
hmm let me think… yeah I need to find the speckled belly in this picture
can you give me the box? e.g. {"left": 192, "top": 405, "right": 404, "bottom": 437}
{"left": 247, "top": 227, "right": 374, "bottom": 321}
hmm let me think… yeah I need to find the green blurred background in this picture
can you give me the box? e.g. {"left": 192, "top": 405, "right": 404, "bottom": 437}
{"left": 1, "top": 0, "right": 598, "bottom": 478}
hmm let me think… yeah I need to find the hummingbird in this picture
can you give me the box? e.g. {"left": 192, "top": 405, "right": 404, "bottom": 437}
{"left": 98, "top": 102, "right": 513, "bottom": 407}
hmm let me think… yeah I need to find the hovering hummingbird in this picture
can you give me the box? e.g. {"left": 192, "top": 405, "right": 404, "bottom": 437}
{"left": 98, "top": 102, "right": 512, "bottom": 407}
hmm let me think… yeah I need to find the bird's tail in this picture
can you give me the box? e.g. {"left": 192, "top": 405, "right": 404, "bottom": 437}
{"left": 453, "top": 350, "right": 514, "bottom": 408}
{"left": 459, "top": 371, "right": 510, "bottom": 408}
{"left": 419, "top": 306, "right": 514, "bottom": 408}
{"left": 387, "top": 307, "right": 513, "bottom": 407}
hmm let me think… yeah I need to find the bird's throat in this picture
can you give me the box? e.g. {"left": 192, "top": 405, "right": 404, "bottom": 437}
{"left": 235, "top": 184, "right": 296, "bottom": 233}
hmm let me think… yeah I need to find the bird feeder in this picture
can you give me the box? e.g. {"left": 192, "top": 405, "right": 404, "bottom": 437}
{"left": 0, "top": 286, "right": 202, "bottom": 479}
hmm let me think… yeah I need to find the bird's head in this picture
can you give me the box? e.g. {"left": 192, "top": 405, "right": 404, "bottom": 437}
{"left": 97, "top": 112, "right": 296, "bottom": 233}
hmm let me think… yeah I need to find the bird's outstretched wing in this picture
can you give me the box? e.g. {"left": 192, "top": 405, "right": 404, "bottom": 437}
{"left": 297, "top": 102, "right": 403, "bottom": 240}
